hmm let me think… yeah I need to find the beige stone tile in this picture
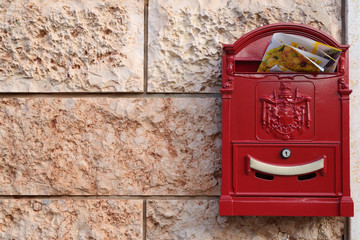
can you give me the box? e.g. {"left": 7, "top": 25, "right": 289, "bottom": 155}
{"left": 0, "top": 98, "right": 221, "bottom": 195}
{"left": 350, "top": 78, "right": 360, "bottom": 237}
{"left": 0, "top": 0, "right": 144, "bottom": 92}
{"left": 147, "top": 200, "right": 345, "bottom": 240}
{"left": 348, "top": 0, "right": 360, "bottom": 235}
{"left": 148, "top": 0, "right": 342, "bottom": 93}
{"left": 0, "top": 199, "right": 142, "bottom": 239}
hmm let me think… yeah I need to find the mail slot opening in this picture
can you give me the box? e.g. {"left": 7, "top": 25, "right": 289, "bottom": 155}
{"left": 255, "top": 172, "right": 274, "bottom": 181}
{"left": 298, "top": 172, "right": 317, "bottom": 181}
{"left": 232, "top": 31, "right": 343, "bottom": 74}
{"left": 233, "top": 58, "right": 341, "bottom": 74}
{"left": 234, "top": 59, "right": 262, "bottom": 73}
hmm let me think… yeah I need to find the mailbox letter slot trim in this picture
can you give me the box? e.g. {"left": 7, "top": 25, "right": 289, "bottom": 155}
{"left": 247, "top": 154, "right": 326, "bottom": 176}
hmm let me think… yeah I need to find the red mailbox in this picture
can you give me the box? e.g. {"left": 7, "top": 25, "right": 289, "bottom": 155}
{"left": 219, "top": 23, "right": 353, "bottom": 216}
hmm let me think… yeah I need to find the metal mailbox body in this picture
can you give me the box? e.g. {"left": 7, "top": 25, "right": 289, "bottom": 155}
{"left": 219, "top": 23, "right": 353, "bottom": 216}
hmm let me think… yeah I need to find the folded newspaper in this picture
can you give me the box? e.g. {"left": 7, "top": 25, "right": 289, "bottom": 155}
{"left": 257, "top": 33, "right": 342, "bottom": 73}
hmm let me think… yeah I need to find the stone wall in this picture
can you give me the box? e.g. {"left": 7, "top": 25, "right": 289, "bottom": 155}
{"left": 0, "top": 0, "right": 350, "bottom": 239}
{"left": 349, "top": 0, "right": 360, "bottom": 238}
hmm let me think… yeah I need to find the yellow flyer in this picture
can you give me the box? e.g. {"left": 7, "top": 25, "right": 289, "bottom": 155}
{"left": 257, "top": 33, "right": 341, "bottom": 73}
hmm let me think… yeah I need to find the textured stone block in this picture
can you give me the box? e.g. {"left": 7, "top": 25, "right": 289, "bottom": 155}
{"left": 349, "top": 0, "right": 360, "bottom": 236}
{"left": 0, "top": 0, "right": 144, "bottom": 92}
{"left": 0, "top": 199, "right": 142, "bottom": 239}
{"left": 147, "top": 200, "right": 345, "bottom": 240}
{"left": 148, "top": 0, "right": 342, "bottom": 93}
{"left": 350, "top": 77, "right": 360, "bottom": 237}
{"left": 0, "top": 98, "right": 221, "bottom": 195}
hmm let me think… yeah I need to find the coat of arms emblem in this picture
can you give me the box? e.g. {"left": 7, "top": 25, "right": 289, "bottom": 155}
{"left": 260, "top": 82, "right": 311, "bottom": 140}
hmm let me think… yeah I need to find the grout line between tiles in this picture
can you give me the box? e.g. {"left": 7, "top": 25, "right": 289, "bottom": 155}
{"left": 144, "top": 0, "right": 149, "bottom": 94}
{"left": 342, "top": 1, "right": 350, "bottom": 239}
{"left": 342, "top": 0, "right": 348, "bottom": 45}
{"left": 0, "top": 195, "right": 220, "bottom": 200}
{"left": 0, "top": 93, "right": 221, "bottom": 98}
{"left": 143, "top": 199, "right": 147, "bottom": 240}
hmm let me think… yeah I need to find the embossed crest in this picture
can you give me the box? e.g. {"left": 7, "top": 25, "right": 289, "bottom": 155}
{"left": 260, "top": 82, "right": 311, "bottom": 140}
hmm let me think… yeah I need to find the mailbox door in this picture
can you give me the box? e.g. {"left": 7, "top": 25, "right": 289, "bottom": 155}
{"left": 232, "top": 143, "right": 340, "bottom": 196}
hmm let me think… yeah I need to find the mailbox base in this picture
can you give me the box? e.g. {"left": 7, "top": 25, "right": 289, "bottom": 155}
{"left": 219, "top": 196, "right": 354, "bottom": 217}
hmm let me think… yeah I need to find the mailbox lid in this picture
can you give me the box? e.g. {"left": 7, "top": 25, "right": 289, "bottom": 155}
{"left": 222, "top": 23, "right": 349, "bottom": 77}
{"left": 233, "top": 143, "right": 340, "bottom": 197}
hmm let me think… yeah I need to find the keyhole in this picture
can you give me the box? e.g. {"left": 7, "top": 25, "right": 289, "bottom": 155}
{"left": 281, "top": 148, "right": 291, "bottom": 159}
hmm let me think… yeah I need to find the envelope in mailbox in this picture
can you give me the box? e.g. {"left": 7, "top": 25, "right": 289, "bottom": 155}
{"left": 257, "top": 33, "right": 342, "bottom": 73}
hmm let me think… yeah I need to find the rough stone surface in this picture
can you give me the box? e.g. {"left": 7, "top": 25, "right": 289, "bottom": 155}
{"left": 0, "top": 199, "right": 142, "bottom": 239}
{"left": 0, "top": 98, "right": 221, "bottom": 195}
{"left": 147, "top": 200, "right": 345, "bottom": 240}
{"left": 148, "top": 0, "right": 342, "bottom": 93}
{"left": 0, "top": 0, "right": 144, "bottom": 92}
{"left": 348, "top": 0, "right": 360, "bottom": 237}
